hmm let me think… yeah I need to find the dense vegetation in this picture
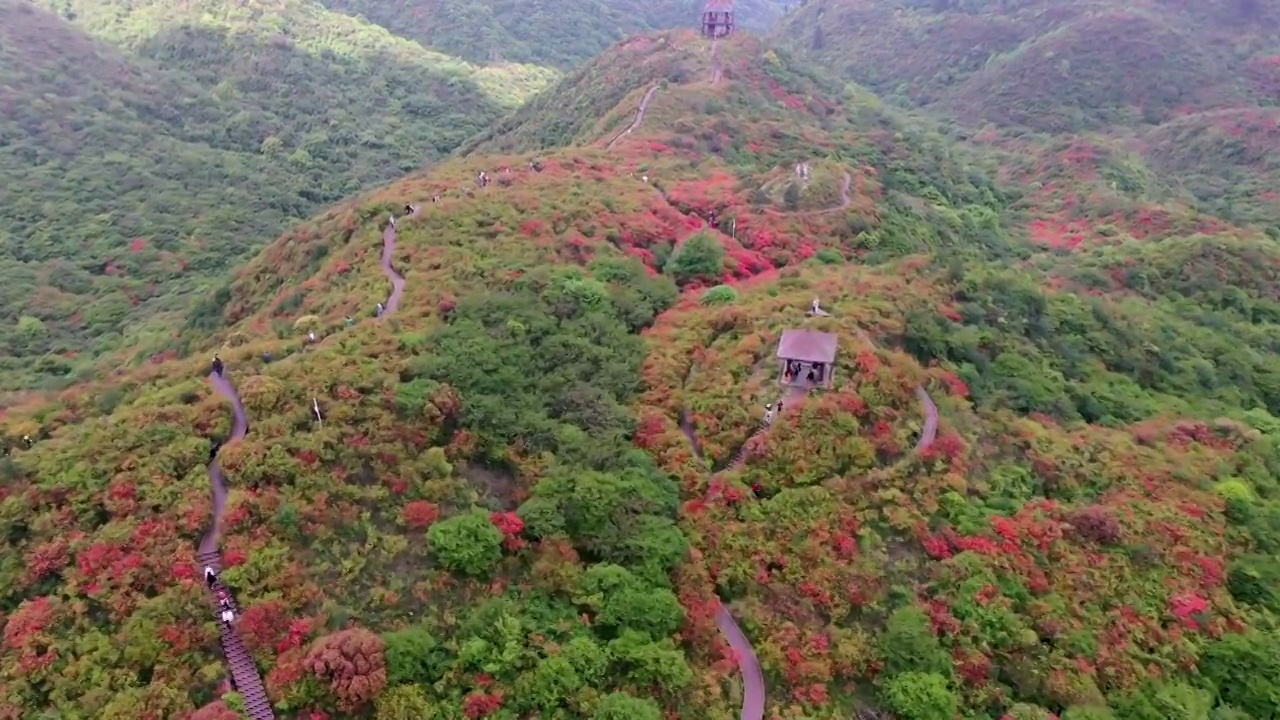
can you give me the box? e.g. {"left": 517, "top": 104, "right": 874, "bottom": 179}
{"left": 773, "top": 0, "right": 1280, "bottom": 230}
{"left": 3, "top": 16, "right": 1280, "bottom": 720}
{"left": 317, "top": 0, "right": 786, "bottom": 70}
{"left": 1, "top": 0, "right": 555, "bottom": 394}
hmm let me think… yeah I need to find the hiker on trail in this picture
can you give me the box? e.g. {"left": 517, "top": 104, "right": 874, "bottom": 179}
{"left": 212, "top": 355, "right": 223, "bottom": 377}
{"left": 205, "top": 566, "right": 218, "bottom": 589}
{"left": 811, "top": 297, "right": 821, "bottom": 314}
{"left": 307, "top": 330, "right": 317, "bottom": 344}
{"left": 22, "top": 435, "right": 31, "bottom": 447}
{"left": 404, "top": 203, "right": 413, "bottom": 215}
{"left": 375, "top": 302, "right": 385, "bottom": 317}
{"left": 432, "top": 193, "right": 441, "bottom": 203}
{"left": 209, "top": 439, "right": 222, "bottom": 461}
{"left": 218, "top": 588, "right": 235, "bottom": 625}
{"left": 389, "top": 214, "right": 396, "bottom": 229}
{"left": 777, "top": 400, "right": 784, "bottom": 415}
{"left": 345, "top": 316, "right": 354, "bottom": 327}
{"left": 262, "top": 352, "right": 273, "bottom": 364}
{"left": 763, "top": 403, "right": 775, "bottom": 425}
{"left": 751, "top": 482, "right": 765, "bottom": 498}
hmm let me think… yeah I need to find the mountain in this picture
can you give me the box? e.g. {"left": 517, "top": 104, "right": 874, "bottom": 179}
{"left": 0, "top": 0, "right": 556, "bottom": 394}
{"left": 3, "top": 22, "right": 1280, "bottom": 720}
{"left": 316, "top": 0, "right": 787, "bottom": 70}
{"left": 772, "top": 0, "right": 1280, "bottom": 228}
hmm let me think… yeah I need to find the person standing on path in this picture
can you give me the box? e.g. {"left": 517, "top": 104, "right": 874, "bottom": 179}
{"left": 763, "top": 403, "right": 775, "bottom": 425}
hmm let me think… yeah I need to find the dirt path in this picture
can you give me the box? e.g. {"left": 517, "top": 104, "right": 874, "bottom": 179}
{"left": 606, "top": 85, "right": 659, "bottom": 150}
{"left": 198, "top": 373, "right": 274, "bottom": 719}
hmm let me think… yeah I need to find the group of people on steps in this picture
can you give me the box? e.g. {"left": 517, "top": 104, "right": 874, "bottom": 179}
{"left": 205, "top": 566, "right": 236, "bottom": 627}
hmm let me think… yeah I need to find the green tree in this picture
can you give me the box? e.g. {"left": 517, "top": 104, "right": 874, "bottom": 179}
{"left": 374, "top": 685, "right": 435, "bottom": 720}
{"left": 1062, "top": 706, "right": 1117, "bottom": 720}
{"left": 383, "top": 625, "right": 448, "bottom": 686}
{"left": 1198, "top": 631, "right": 1280, "bottom": 718}
{"left": 784, "top": 181, "right": 801, "bottom": 211}
{"left": 663, "top": 232, "right": 725, "bottom": 285}
{"left": 426, "top": 508, "right": 504, "bottom": 576}
{"left": 879, "top": 672, "right": 958, "bottom": 720}
{"left": 880, "top": 605, "right": 952, "bottom": 677}
{"left": 590, "top": 691, "right": 663, "bottom": 720}
{"left": 607, "top": 630, "right": 693, "bottom": 690}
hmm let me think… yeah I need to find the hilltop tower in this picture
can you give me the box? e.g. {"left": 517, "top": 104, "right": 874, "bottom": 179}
{"left": 702, "top": 0, "right": 735, "bottom": 38}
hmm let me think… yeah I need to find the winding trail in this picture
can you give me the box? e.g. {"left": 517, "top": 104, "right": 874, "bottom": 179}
{"left": 380, "top": 207, "right": 416, "bottom": 315}
{"left": 914, "top": 385, "right": 938, "bottom": 451}
{"left": 678, "top": 322, "right": 939, "bottom": 719}
{"left": 198, "top": 373, "right": 274, "bottom": 719}
{"left": 606, "top": 85, "right": 659, "bottom": 150}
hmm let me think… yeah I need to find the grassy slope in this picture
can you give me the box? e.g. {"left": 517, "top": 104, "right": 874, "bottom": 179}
{"left": 3, "top": 25, "right": 1280, "bottom": 720}
{"left": 0, "top": 0, "right": 555, "bottom": 395}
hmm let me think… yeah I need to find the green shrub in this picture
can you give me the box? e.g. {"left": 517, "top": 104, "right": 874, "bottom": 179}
{"left": 815, "top": 248, "right": 845, "bottom": 264}
{"left": 700, "top": 285, "right": 738, "bottom": 305}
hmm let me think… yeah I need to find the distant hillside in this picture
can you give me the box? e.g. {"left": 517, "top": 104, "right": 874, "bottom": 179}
{"left": 0, "top": 0, "right": 554, "bottom": 393}
{"left": 317, "top": 0, "right": 786, "bottom": 70}
{"left": 773, "top": 0, "right": 1280, "bottom": 227}
{"left": 774, "top": 0, "right": 1277, "bottom": 127}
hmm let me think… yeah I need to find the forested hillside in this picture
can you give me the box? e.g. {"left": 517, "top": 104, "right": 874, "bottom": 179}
{"left": 3, "top": 24, "right": 1280, "bottom": 720}
{"left": 772, "top": 0, "right": 1280, "bottom": 229}
{"left": 317, "top": 0, "right": 786, "bottom": 69}
{"left": 1, "top": 0, "right": 556, "bottom": 393}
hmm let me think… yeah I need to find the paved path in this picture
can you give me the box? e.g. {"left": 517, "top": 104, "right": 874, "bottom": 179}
{"left": 676, "top": 321, "right": 940, "bottom": 718}
{"left": 199, "top": 372, "right": 274, "bottom": 719}
{"left": 607, "top": 85, "right": 659, "bottom": 150}
{"left": 380, "top": 207, "right": 417, "bottom": 315}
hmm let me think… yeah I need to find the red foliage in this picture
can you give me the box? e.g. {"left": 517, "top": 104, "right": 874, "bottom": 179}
{"left": 855, "top": 349, "right": 879, "bottom": 375}
{"left": 303, "top": 628, "right": 388, "bottom": 711}
{"left": 24, "top": 540, "right": 69, "bottom": 585}
{"left": 129, "top": 238, "right": 146, "bottom": 252}
{"left": 1068, "top": 505, "right": 1123, "bottom": 545}
{"left": 1170, "top": 592, "right": 1208, "bottom": 629}
{"left": 463, "top": 691, "right": 504, "bottom": 718}
{"left": 236, "top": 600, "right": 291, "bottom": 653}
{"left": 491, "top": 512, "right": 527, "bottom": 551}
{"left": 921, "top": 534, "right": 952, "bottom": 559}
{"left": 222, "top": 547, "right": 247, "bottom": 567}
{"left": 265, "top": 648, "right": 308, "bottom": 703}
{"left": 2, "top": 597, "right": 54, "bottom": 650}
{"left": 401, "top": 501, "right": 440, "bottom": 530}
